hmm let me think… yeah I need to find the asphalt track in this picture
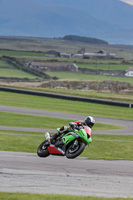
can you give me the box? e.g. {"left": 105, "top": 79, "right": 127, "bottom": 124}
{"left": 0, "top": 105, "right": 133, "bottom": 135}
{"left": 0, "top": 105, "right": 133, "bottom": 197}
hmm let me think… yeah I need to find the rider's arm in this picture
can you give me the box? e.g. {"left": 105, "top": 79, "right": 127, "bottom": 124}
{"left": 69, "top": 122, "right": 77, "bottom": 130}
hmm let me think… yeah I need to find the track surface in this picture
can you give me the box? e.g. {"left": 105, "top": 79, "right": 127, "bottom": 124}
{"left": 0, "top": 151, "right": 133, "bottom": 198}
{"left": 0, "top": 105, "right": 133, "bottom": 135}
{"left": 0, "top": 105, "right": 133, "bottom": 197}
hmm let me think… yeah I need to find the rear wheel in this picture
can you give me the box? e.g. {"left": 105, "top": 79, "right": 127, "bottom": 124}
{"left": 66, "top": 140, "right": 85, "bottom": 159}
{"left": 37, "top": 141, "right": 50, "bottom": 157}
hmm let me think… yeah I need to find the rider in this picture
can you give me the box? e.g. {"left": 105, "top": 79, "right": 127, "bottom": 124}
{"left": 50, "top": 116, "right": 95, "bottom": 144}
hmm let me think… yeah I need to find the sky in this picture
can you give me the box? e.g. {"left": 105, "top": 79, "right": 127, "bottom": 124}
{"left": 121, "top": 0, "right": 133, "bottom": 5}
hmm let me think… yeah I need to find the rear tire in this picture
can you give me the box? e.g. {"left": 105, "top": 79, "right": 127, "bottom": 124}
{"left": 37, "top": 141, "right": 50, "bottom": 157}
{"left": 66, "top": 141, "right": 85, "bottom": 159}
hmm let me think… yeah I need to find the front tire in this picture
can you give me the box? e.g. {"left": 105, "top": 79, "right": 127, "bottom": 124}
{"left": 66, "top": 141, "right": 85, "bottom": 159}
{"left": 37, "top": 141, "right": 50, "bottom": 157}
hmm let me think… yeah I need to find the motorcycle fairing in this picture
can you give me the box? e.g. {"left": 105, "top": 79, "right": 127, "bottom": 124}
{"left": 83, "top": 125, "right": 91, "bottom": 136}
{"left": 62, "top": 132, "right": 77, "bottom": 145}
{"left": 48, "top": 144, "right": 65, "bottom": 155}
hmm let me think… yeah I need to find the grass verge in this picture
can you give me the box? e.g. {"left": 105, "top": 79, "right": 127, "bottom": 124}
{"left": 0, "top": 133, "right": 133, "bottom": 160}
{"left": 0, "top": 91, "right": 133, "bottom": 120}
{"left": 0, "top": 192, "right": 133, "bottom": 200}
{"left": 0, "top": 111, "right": 124, "bottom": 130}
{"left": 5, "top": 86, "right": 133, "bottom": 103}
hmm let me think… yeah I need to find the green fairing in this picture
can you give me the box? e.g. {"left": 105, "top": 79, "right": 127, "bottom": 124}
{"left": 61, "top": 128, "right": 92, "bottom": 145}
{"left": 62, "top": 132, "right": 76, "bottom": 145}
{"left": 57, "top": 128, "right": 60, "bottom": 132}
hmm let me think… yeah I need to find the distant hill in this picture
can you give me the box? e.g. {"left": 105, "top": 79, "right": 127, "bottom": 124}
{"left": 0, "top": 0, "right": 133, "bottom": 44}
{"left": 62, "top": 35, "right": 108, "bottom": 45}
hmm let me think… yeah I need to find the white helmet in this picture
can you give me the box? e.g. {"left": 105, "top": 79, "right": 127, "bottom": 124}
{"left": 84, "top": 116, "right": 95, "bottom": 128}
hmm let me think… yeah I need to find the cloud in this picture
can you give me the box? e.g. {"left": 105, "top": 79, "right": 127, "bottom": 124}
{"left": 120, "top": 0, "right": 133, "bottom": 5}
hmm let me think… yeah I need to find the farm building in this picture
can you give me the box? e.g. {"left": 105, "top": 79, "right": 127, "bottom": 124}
{"left": 83, "top": 50, "right": 115, "bottom": 59}
{"left": 125, "top": 67, "right": 133, "bottom": 77}
{"left": 72, "top": 54, "right": 83, "bottom": 58}
{"left": 45, "top": 50, "right": 60, "bottom": 57}
{"left": 28, "top": 61, "right": 78, "bottom": 72}
{"left": 60, "top": 53, "right": 71, "bottom": 58}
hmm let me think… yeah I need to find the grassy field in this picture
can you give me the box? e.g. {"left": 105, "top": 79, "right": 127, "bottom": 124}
{"left": 0, "top": 50, "right": 45, "bottom": 57}
{"left": 0, "top": 91, "right": 133, "bottom": 161}
{"left": 0, "top": 68, "right": 39, "bottom": 78}
{"left": 0, "top": 58, "right": 42, "bottom": 79}
{"left": 1, "top": 192, "right": 132, "bottom": 200}
{"left": 77, "top": 63, "right": 131, "bottom": 70}
{"left": 0, "top": 110, "right": 132, "bottom": 161}
{"left": 0, "top": 60, "right": 12, "bottom": 67}
{"left": 4, "top": 86, "right": 133, "bottom": 103}
{"left": 0, "top": 43, "right": 133, "bottom": 84}
{"left": 45, "top": 72, "right": 133, "bottom": 84}
{"left": 0, "top": 49, "right": 128, "bottom": 64}
{"left": 0, "top": 133, "right": 133, "bottom": 160}
{"left": 1, "top": 36, "right": 133, "bottom": 60}
{"left": 1, "top": 110, "right": 132, "bottom": 161}
{"left": 0, "top": 91, "right": 133, "bottom": 120}
{"left": 0, "top": 50, "right": 132, "bottom": 67}
{"left": 26, "top": 87, "right": 133, "bottom": 103}
{"left": 0, "top": 111, "right": 124, "bottom": 130}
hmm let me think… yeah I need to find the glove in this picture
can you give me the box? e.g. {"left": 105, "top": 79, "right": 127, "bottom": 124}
{"left": 77, "top": 123, "right": 83, "bottom": 130}
{"left": 69, "top": 122, "right": 77, "bottom": 130}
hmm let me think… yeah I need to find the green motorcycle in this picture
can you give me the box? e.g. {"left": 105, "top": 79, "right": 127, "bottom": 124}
{"left": 37, "top": 124, "right": 92, "bottom": 159}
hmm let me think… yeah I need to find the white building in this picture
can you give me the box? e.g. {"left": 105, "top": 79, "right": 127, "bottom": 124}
{"left": 125, "top": 71, "right": 133, "bottom": 77}
{"left": 125, "top": 67, "right": 133, "bottom": 77}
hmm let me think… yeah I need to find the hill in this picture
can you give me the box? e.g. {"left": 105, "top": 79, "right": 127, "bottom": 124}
{"left": 62, "top": 35, "right": 108, "bottom": 45}
{"left": 0, "top": 0, "right": 133, "bottom": 44}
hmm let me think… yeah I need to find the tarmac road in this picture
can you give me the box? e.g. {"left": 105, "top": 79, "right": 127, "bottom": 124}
{"left": 0, "top": 105, "right": 133, "bottom": 197}
{"left": 0, "top": 151, "right": 133, "bottom": 198}
{"left": 0, "top": 105, "right": 133, "bottom": 135}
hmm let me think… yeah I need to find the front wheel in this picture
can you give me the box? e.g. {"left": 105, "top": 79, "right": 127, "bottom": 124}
{"left": 37, "top": 141, "right": 50, "bottom": 157}
{"left": 66, "top": 141, "right": 85, "bottom": 159}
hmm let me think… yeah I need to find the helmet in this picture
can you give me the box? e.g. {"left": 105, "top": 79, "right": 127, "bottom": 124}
{"left": 84, "top": 116, "right": 95, "bottom": 128}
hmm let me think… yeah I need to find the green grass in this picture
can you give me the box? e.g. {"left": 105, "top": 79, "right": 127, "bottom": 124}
{"left": 0, "top": 60, "right": 12, "bottom": 67}
{"left": 27, "top": 87, "right": 133, "bottom": 103}
{"left": 0, "top": 192, "right": 132, "bottom": 200}
{"left": 0, "top": 133, "right": 133, "bottom": 160}
{"left": 77, "top": 63, "right": 130, "bottom": 71}
{"left": 0, "top": 50, "right": 45, "bottom": 57}
{"left": 45, "top": 72, "right": 133, "bottom": 84}
{"left": 0, "top": 91, "right": 133, "bottom": 120}
{"left": 82, "top": 141, "right": 133, "bottom": 160}
{"left": 0, "top": 68, "right": 38, "bottom": 78}
{"left": 0, "top": 130, "right": 43, "bottom": 135}
{"left": 0, "top": 111, "right": 71, "bottom": 129}
{"left": 0, "top": 111, "right": 124, "bottom": 130}
{"left": 5, "top": 86, "right": 133, "bottom": 103}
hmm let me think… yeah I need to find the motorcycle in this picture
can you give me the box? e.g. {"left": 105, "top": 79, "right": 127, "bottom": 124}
{"left": 37, "top": 123, "right": 92, "bottom": 159}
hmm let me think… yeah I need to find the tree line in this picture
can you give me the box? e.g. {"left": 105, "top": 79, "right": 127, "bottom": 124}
{"left": 62, "top": 35, "right": 108, "bottom": 45}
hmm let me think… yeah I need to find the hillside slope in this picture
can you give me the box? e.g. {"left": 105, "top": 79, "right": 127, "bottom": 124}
{"left": 0, "top": 0, "right": 133, "bottom": 44}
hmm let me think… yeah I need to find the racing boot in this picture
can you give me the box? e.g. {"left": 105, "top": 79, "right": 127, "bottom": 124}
{"left": 51, "top": 126, "right": 68, "bottom": 144}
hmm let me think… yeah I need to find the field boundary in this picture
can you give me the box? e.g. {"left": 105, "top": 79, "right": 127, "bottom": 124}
{"left": 0, "top": 86, "right": 133, "bottom": 108}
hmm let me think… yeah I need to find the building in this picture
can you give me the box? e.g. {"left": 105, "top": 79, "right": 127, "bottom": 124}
{"left": 28, "top": 61, "right": 78, "bottom": 72}
{"left": 125, "top": 67, "right": 133, "bottom": 77}
{"left": 45, "top": 50, "right": 60, "bottom": 57}
{"left": 60, "top": 53, "right": 71, "bottom": 58}
{"left": 83, "top": 50, "right": 115, "bottom": 59}
{"left": 72, "top": 54, "right": 83, "bottom": 58}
